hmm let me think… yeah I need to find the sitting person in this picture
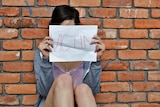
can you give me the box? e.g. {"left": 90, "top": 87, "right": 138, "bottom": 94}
{"left": 34, "top": 5, "right": 105, "bottom": 107}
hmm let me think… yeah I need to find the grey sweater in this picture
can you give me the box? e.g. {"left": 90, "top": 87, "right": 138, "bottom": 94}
{"left": 34, "top": 49, "right": 102, "bottom": 107}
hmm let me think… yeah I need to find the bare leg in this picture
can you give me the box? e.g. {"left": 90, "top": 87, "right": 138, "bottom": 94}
{"left": 43, "top": 74, "right": 74, "bottom": 107}
{"left": 75, "top": 83, "right": 97, "bottom": 107}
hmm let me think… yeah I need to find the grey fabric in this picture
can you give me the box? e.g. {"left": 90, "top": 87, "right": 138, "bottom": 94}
{"left": 34, "top": 49, "right": 102, "bottom": 107}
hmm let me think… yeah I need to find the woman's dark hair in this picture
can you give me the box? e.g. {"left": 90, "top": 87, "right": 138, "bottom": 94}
{"left": 50, "top": 5, "right": 80, "bottom": 25}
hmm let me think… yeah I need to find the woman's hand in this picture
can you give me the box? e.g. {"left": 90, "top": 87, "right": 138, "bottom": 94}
{"left": 90, "top": 36, "right": 105, "bottom": 60}
{"left": 38, "top": 36, "right": 53, "bottom": 58}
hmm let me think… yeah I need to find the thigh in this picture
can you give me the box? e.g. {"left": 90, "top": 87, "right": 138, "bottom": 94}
{"left": 43, "top": 80, "right": 56, "bottom": 107}
{"left": 75, "top": 83, "right": 97, "bottom": 107}
{"left": 43, "top": 74, "right": 75, "bottom": 107}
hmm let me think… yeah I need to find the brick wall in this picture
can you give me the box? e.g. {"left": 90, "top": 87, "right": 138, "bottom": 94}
{"left": 0, "top": 0, "right": 160, "bottom": 107}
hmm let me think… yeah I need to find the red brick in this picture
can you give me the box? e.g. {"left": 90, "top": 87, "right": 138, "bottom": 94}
{"left": 148, "top": 92, "right": 160, "bottom": 102}
{"left": 0, "top": 51, "right": 20, "bottom": 61}
{"left": 118, "top": 92, "right": 146, "bottom": 102}
{"left": 118, "top": 50, "right": 146, "bottom": 60}
{"left": 3, "top": 62, "right": 33, "bottom": 72}
{"left": 0, "top": 8, "right": 19, "bottom": 16}
{"left": 101, "top": 82, "right": 130, "bottom": 92}
{"left": 149, "top": 50, "right": 160, "bottom": 59}
{"left": 131, "top": 103, "right": 160, "bottom": 107}
{"left": 103, "top": 40, "right": 128, "bottom": 49}
{"left": 80, "top": 18, "right": 100, "bottom": 27}
{"left": 131, "top": 40, "right": 159, "bottom": 49}
{"left": 120, "top": 8, "right": 148, "bottom": 18}
{"left": 130, "top": 61, "right": 159, "bottom": 70}
{"left": 101, "top": 50, "right": 116, "bottom": 60}
{"left": 22, "top": 51, "right": 34, "bottom": 61}
{"left": 0, "top": 96, "right": 19, "bottom": 105}
{"left": 151, "top": 9, "right": 160, "bottom": 18}
{"left": 4, "top": 18, "right": 35, "bottom": 28}
{"left": 135, "top": 20, "right": 160, "bottom": 28}
{"left": 2, "top": 0, "right": 34, "bottom": 6}
{"left": 38, "top": 18, "right": 51, "bottom": 28}
{"left": 148, "top": 71, "right": 160, "bottom": 80}
{"left": 101, "top": 72, "right": 116, "bottom": 82}
{"left": 101, "top": 61, "right": 128, "bottom": 71}
{"left": 21, "top": 29, "right": 48, "bottom": 39}
{"left": 5, "top": 84, "right": 36, "bottom": 94}
{"left": 97, "top": 29, "right": 106, "bottom": 38}
{"left": 22, "top": 8, "right": 53, "bottom": 17}
{"left": 134, "top": 0, "right": 160, "bottom": 7}
{"left": 38, "top": 0, "right": 68, "bottom": 6}
{"left": 76, "top": 8, "right": 86, "bottom": 18}
{"left": 3, "top": 40, "right": 33, "bottom": 50}
{"left": 102, "top": 104, "right": 128, "bottom": 107}
{"left": 95, "top": 93, "right": 116, "bottom": 103}
{"left": 2, "top": 105, "right": 34, "bottom": 107}
{"left": 0, "top": 29, "right": 18, "bottom": 39}
{"left": 0, "top": 74, "right": 20, "bottom": 83}
{"left": 70, "top": 0, "right": 100, "bottom": 6}
{"left": 0, "top": 19, "right": 2, "bottom": 27}
{"left": 120, "top": 29, "right": 148, "bottom": 38}
{"left": 98, "top": 29, "right": 117, "bottom": 38}
{"left": 89, "top": 8, "right": 116, "bottom": 18}
{"left": 22, "top": 73, "right": 36, "bottom": 83}
{"left": 133, "top": 82, "right": 160, "bottom": 91}
{"left": 103, "top": 0, "right": 132, "bottom": 7}
{"left": 22, "top": 95, "right": 38, "bottom": 105}
{"left": 135, "top": 0, "right": 147, "bottom": 7}
{"left": 150, "top": 29, "right": 160, "bottom": 38}
{"left": 0, "top": 85, "right": 2, "bottom": 93}
{"left": 118, "top": 72, "right": 145, "bottom": 81}
{"left": 103, "top": 19, "right": 132, "bottom": 28}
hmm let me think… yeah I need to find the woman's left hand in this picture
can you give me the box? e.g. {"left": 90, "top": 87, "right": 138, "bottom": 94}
{"left": 90, "top": 36, "right": 105, "bottom": 60}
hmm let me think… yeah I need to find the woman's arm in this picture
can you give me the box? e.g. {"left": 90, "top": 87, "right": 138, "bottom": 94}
{"left": 84, "top": 36, "right": 105, "bottom": 95}
{"left": 83, "top": 61, "right": 102, "bottom": 95}
{"left": 34, "top": 49, "right": 53, "bottom": 97}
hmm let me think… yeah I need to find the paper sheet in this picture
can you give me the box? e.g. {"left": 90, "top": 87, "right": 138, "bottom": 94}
{"left": 49, "top": 25, "right": 98, "bottom": 62}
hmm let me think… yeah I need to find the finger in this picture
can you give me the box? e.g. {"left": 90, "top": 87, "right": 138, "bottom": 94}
{"left": 90, "top": 40, "right": 101, "bottom": 44}
{"left": 43, "top": 38, "right": 54, "bottom": 48}
{"left": 39, "top": 41, "right": 51, "bottom": 50}
{"left": 96, "top": 43, "right": 105, "bottom": 52}
{"left": 48, "top": 40, "right": 54, "bottom": 48}
{"left": 90, "top": 39, "right": 103, "bottom": 45}
{"left": 43, "top": 44, "right": 52, "bottom": 52}
{"left": 44, "top": 36, "right": 53, "bottom": 41}
{"left": 42, "top": 37, "right": 53, "bottom": 44}
{"left": 95, "top": 44, "right": 102, "bottom": 52}
{"left": 44, "top": 47, "right": 52, "bottom": 52}
{"left": 90, "top": 36, "right": 103, "bottom": 44}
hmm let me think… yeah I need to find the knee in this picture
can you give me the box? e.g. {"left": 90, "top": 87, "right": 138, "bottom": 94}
{"left": 75, "top": 83, "right": 93, "bottom": 96}
{"left": 55, "top": 74, "right": 73, "bottom": 89}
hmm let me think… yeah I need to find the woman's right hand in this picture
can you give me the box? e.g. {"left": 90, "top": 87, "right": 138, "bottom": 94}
{"left": 38, "top": 36, "right": 53, "bottom": 58}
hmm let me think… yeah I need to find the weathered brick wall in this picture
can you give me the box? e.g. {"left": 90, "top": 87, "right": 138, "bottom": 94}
{"left": 0, "top": 0, "right": 160, "bottom": 107}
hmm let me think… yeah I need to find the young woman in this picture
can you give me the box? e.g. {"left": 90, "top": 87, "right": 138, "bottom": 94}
{"left": 34, "top": 5, "right": 105, "bottom": 107}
